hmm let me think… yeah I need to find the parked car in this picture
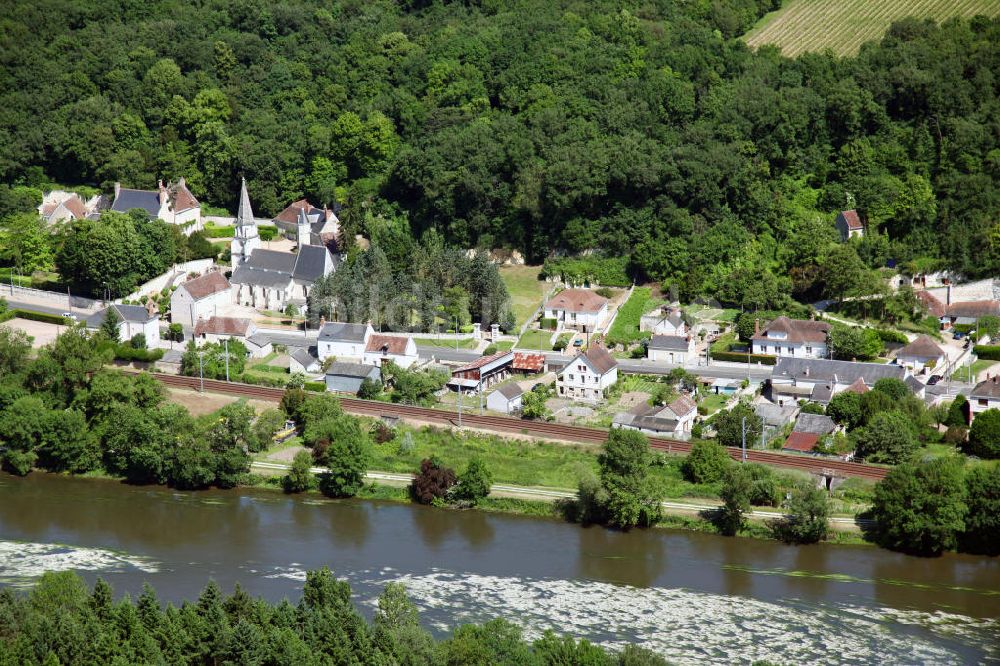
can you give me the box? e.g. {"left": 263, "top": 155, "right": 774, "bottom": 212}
{"left": 927, "top": 375, "right": 942, "bottom": 386}
{"left": 572, "top": 338, "right": 583, "bottom": 347}
{"left": 61, "top": 312, "right": 78, "bottom": 321}
{"left": 952, "top": 331, "right": 966, "bottom": 340}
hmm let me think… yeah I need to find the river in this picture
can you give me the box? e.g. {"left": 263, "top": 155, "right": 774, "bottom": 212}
{"left": 0, "top": 472, "right": 997, "bottom": 664}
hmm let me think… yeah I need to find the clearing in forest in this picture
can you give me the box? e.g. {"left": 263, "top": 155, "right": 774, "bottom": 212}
{"left": 744, "top": 0, "right": 1000, "bottom": 57}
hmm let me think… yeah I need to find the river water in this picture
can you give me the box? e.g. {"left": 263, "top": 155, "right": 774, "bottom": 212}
{"left": 0, "top": 472, "right": 997, "bottom": 664}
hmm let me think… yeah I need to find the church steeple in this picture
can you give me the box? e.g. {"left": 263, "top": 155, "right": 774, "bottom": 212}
{"left": 231, "top": 177, "right": 260, "bottom": 265}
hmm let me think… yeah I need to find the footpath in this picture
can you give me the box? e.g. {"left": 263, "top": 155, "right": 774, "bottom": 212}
{"left": 251, "top": 461, "right": 867, "bottom": 533}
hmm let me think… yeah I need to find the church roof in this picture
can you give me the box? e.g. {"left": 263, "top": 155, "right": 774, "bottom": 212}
{"left": 229, "top": 245, "right": 332, "bottom": 287}
{"left": 235, "top": 177, "right": 256, "bottom": 231}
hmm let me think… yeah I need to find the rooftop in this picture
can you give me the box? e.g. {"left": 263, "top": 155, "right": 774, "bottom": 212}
{"left": 752, "top": 316, "right": 831, "bottom": 344}
{"left": 783, "top": 431, "right": 820, "bottom": 453}
{"left": 326, "top": 362, "right": 379, "bottom": 379}
{"left": 545, "top": 288, "right": 609, "bottom": 314}
{"left": 838, "top": 209, "right": 864, "bottom": 230}
{"left": 366, "top": 334, "right": 412, "bottom": 355}
{"left": 897, "top": 335, "right": 945, "bottom": 359}
{"left": 772, "top": 357, "right": 906, "bottom": 385}
{"left": 194, "top": 316, "right": 253, "bottom": 337}
{"left": 793, "top": 413, "right": 837, "bottom": 435}
{"left": 648, "top": 334, "right": 690, "bottom": 351}
{"left": 972, "top": 376, "right": 1000, "bottom": 399}
{"left": 178, "top": 271, "right": 230, "bottom": 300}
{"left": 318, "top": 322, "right": 371, "bottom": 343}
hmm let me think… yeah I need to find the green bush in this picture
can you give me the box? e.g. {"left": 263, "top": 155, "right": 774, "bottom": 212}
{"left": 113, "top": 345, "right": 164, "bottom": 362}
{"left": 304, "top": 381, "right": 326, "bottom": 393}
{"left": 14, "top": 309, "right": 73, "bottom": 325}
{"left": 973, "top": 345, "right": 1000, "bottom": 361}
{"left": 539, "top": 317, "right": 558, "bottom": 330}
{"left": 482, "top": 344, "right": 498, "bottom": 355}
{"left": 874, "top": 328, "right": 909, "bottom": 344}
{"left": 541, "top": 255, "right": 631, "bottom": 287}
{"left": 709, "top": 350, "right": 777, "bottom": 365}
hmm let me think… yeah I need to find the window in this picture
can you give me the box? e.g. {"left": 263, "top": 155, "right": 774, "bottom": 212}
{"left": 979, "top": 399, "right": 989, "bottom": 406}
{"left": 569, "top": 374, "right": 574, "bottom": 381}
{"left": 805, "top": 346, "right": 812, "bottom": 354}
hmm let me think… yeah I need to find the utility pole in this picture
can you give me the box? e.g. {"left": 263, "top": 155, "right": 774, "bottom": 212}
{"left": 479, "top": 376, "right": 483, "bottom": 415}
{"left": 741, "top": 416, "right": 748, "bottom": 462}
{"left": 455, "top": 316, "right": 459, "bottom": 351}
{"left": 198, "top": 351, "right": 205, "bottom": 393}
{"left": 457, "top": 386, "right": 463, "bottom": 428}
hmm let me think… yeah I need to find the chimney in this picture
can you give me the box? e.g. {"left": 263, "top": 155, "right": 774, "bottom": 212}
{"left": 114, "top": 182, "right": 121, "bottom": 199}
{"left": 946, "top": 284, "right": 952, "bottom": 305}
{"left": 177, "top": 176, "right": 185, "bottom": 187}
{"left": 804, "top": 367, "right": 809, "bottom": 377}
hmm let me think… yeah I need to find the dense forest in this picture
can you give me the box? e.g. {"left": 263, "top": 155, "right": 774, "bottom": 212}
{"left": 2, "top": 0, "right": 1000, "bottom": 306}
{"left": 0, "top": 569, "right": 669, "bottom": 664}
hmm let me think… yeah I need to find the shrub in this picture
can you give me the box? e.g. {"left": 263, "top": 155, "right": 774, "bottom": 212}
{"left": 259, "top": 226, "right": 277, "bottom": 241}
{"left": 128, "top": 333, "right": 146, "bottom": 349}
{"left": 682, "top": 440, "right": 731, "bottom": 484}
{"left": 304, "top": 381, "right": 326, "bottom": 393}
{"left": 709, "top": 351, "right": 777, "bottom": 365}
{"left": 966, "top": 409, "right": 1000, "bottom": 459}
{"left": 874, "top": 328, "right": 909, "bottom": 344}
{"left": 773, "top": 484, "right": 829, "bottom": 544}
{"left": 282, "top": 450, "right": 314, "bottom": 493}
{"left": 410, "top": 457, "right": 456, "bottom": 504}
{"left": 539, "top": 317, "right": 558, "bottom": 330}
{"left": 594, "top": 286, "right": 615, "bottom": 299}
{"left": 113, "top": 345, "right": 164, "bottom": 362}
{"left": 452, "top": 458, "right": 493, "bottom": 504}
{"left": 482, "top": 344, "right": 498, "bottom": 356}
{"left": 357, "top": 378, "right": 382, "bottom": 399}
{"left": 973, "top": 345, "right": 1000, "bottom": 361}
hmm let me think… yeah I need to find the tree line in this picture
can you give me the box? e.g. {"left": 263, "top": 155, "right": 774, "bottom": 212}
{"left": 2, "top": 2, "right": 999, "bottom": 309}
{"left": 0, "top": 569, "right": 668, "bottom": 665}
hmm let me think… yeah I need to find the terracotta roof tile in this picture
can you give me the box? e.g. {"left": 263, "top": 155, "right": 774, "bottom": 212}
{"left": 839, "top": 209, "right": 863, "bottom": 230}
{"left": 194, "top": 316, "right": 253, "bottom": 337}
{"left": 916, "top": 290, "right": 946, "bottom": 317}
{"left": 751, "top": 316, "right": 831, "bottom": 344}
{"left": 897, "top": 335, "right": 945, "bottom": 359}
{"left": 179, "top": 272, "right": 231, "bottom": 300}
{"left": 366, "top": 335, "right": 411, "bottom": 355}
{"left": 512, "top": 352, "right": 545, "bottom": 372}
{"left": 783, "top": 432, "right": 820, "bottom": 453}
{"left": 545, "top": 288, "right": 609, "bottom": 314}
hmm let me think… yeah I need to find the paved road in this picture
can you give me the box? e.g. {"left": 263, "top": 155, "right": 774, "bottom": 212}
{"left": 251, "top": 461, "right": 867, "bottom": 531}
{"left": 5, "top": 299, "right": 80, "bottom": 317}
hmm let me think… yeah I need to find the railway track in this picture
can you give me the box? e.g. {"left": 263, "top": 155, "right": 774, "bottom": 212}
{"left": 154, "top": 373, "right": 888, "bottom": 481}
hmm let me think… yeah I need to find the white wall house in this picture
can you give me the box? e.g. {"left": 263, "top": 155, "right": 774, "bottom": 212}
{"left": 363, "top": 335, "right": 418, "bottom": 369}
{"left": 895, "top": 335, "right": 946, "bottom": 373}
{"left": 86, "top": 304, "right": 160, "bottom": 348}
{"left": 613, "top": 394, "right": 697, "bottom": 437}
{"left": 171, "top": 271, "right": 232, "bottom": 328}
{"left": 193, "top": 316, "right": 255, "bottom": 346}
{"left": 969, "top": 377, "right": 1000, "bottom": 423}
{"left": 770, "top": 358, "right": 909, "bottom": 406}
{"left": 835, "top": 209, "right": 864, "bottom": 241}
{"left": 544, "top": 289, "right": 609, "bottom": 333}
{"left": 640, "top": 307, "right": 687, "bottom": 336}
{"left": 751, "top": 317, "right": 830, "bottom": 359}
{"left": 111, "top": 179, "right": 202, "bottom": 234}
{"left": 486, "top": 383, "right": 524, "bottom": 415}
{"left": 556, "top": 346, "right": 618, "bottom": 403}
{"left": 647, "top": 335, "right": 693, "bottom": 364}
{"left": 317, "top": 322, "right": 374, "bottom": 361}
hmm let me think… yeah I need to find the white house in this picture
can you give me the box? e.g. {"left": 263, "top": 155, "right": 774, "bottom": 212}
{"left": 835, "top": 209, "right": 864, "bottom": 241}
{"left": 770, "top": 357, "right": 909, "bottom": 406}
{"left": 317, "top": 322, "right": 374, "bottom": 361}
{"left": 486, "top": 383, "right": 525, "bottom": 415}
{"left": 171, "top": 271, "right": 232, "bottom": 328}
{"left": 969, "top": 377, "right": 1000, "bottom": 423}
{"left": 640, "top": 307, "right": 687, "bottom": 336}
{"left": 363, "top": 334, "right": 419, "bottom": 369}
{"left": 193, "top": 316, "right": 256, "bottom": 346}
{"left": 86, "top": 304, "right": 160, "bottom": 348}
{"left": 751, "top": 317, "right": 831, "bottom": 359}
{"left": 613, "top": 394, "right": 697, "bottom": 437}
{"left": 895, "top": 335, "right": 946, "bottom": 373}
{"left": 647, "top": 335, "right": 693, "bottom": 364}
{"left": 38, "top": 191, "right": 87, "bottom": 225}
{"left": 544, "top": 289, "right": 609, "bottom": 333}
{"left": 110, "top": 179, "right": 202, "bottom": 233}
{"left": 289, "top": 347, "right": 321, "bottom": 375}
{"left": 556, "top": 345, "right": 618, "bottom": 402}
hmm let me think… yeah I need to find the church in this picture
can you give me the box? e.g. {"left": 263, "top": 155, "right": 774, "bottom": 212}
{"left": 229, "top": 179, "right": 338, "bottom": 312}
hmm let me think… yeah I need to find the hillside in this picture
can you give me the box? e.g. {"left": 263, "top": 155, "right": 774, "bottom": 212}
{"left": 745, "top": 0, "right": 1000, "bottom": 56}
{"left": 2, "top": 1, "right": 1000, "bottom": 315}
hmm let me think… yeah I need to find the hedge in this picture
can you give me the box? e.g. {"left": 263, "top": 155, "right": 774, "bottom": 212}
{"left": 875, "top": 328, "right": 909, "bottom": 344}
{"left": 12, "top": 309, "right": 73, "bottom": 325}
{"left": 973, "top": 345, "right": 1000, "bottom": 361}
{"left": 114, "top": 345, "right": 165, "bottom": 362}
{"left": 305, "top": 381, "right": 326, "bottom": 392}
{"left": 539, "top": 317, "right": 558, "bottom": 330}
{"left": 710, "top": 350, "right": 778, "bottom": 365}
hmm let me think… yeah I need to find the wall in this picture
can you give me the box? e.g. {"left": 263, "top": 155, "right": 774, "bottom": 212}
{"left": 3, "top": 284, "right": 99, "bottom": 311}
{"left": 925, "top": 278, "right": 998, "bottom": 305}
{"left": 125, "top": 259, "right": 217, "bottom": 302}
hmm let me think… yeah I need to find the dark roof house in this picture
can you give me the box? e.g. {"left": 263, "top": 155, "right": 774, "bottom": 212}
{"left": 319, "top": 322, "right": 371, "bottom": 343}
{"left": 752, "top": 316, "right": 831, "bottom": 345}
{"left": 649, "top": 335, "right": 690, "bottom": 351}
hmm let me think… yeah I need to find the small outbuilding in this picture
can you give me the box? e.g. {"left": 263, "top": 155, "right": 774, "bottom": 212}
{"left": 325, "top": 362, "right": 381, "bottom": 394}
{"left": 486, "top": 383, "right": 525, "bottom": 415}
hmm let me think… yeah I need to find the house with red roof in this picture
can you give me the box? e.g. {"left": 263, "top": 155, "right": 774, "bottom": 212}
{"left": 544, "top": 288, "right": 609, "bottom": 333}
{"left": 363, "top": 334, "right": 418, "bottom": 369}
{"left": 450, "top": 351, "right": 515, "bottom": 391}
{"left": 835, "top": 209, "right": 864, "bottom": 241}
{"left": 171, "top": 271, "right": 232, "bottom": 327}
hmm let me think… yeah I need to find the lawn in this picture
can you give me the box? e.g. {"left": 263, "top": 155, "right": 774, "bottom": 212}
{"left": 202, "top": 222, "right": 235, "bottom": 238}
{"left": 413, "top": 336, "right": 477, "bottom": 349}
{"left": 744, "top": 0, "right": 1000, "bottom": 57}
{"left": 606, "top": 287, "right": 653, "bottom": 347}
{"left": 699, "top": 393, "right": 730, "bottom": 415}
{"left": 499, "top": 265, "right": 550, "bottom": 328}
{"left": 951, "top": 359, "right": 997, "bottom": 382}
{"left": 516, "top": 328, "right": 554, "bottom": 351}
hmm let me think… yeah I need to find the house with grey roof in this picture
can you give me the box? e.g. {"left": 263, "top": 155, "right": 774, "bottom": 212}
{"left": 326, "top": 362, "right": 381, "bottom": 394}
{"left": 288, "top": 347, "right": 321, "bottom": 375}
{"left": 110, "top": 179, "right": 201, "bottom": 234}
{"left": 317, "top": 321, "right": 374, "bottom": 361}
{"left": 751, "top": 316, "right": 831, "bottom": 359}
{"left": 557, "top": 345, "right": 618, "bottom": 403}
{"left": 647, "top": 334, "right": 693, "bottom": 364}
{"left": 486, "top": 383, "right": 525, "bottom": 415}
{"left": 895, "top": 335, "right": 946, "bottom": 373}
{"left": 640, "top": 306, "right": 687, "bottom": 336}
{"left": 86, "top": 303, "right": 160, "bottom": 348}
{"left": 770, "top": 357, "right": 909, "bottom": 407}
{"left": 968, "top": 376, "right": 1000, "bottom": 423}
{"left": 613, "top": 393, "right": 698, "bottom": 438}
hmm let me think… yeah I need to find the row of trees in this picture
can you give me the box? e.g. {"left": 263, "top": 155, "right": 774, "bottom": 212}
{"left": 307, "top": 229, "right": 515, "bottom": 331}
{"left": 0, "top": 569, "right": 667, "bottom": 664}
{"left": 0, "top": 324, "right": 282, "bottom": 488}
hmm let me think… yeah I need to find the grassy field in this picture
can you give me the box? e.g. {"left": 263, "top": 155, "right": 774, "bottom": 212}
{"left": 744, "top": 0, "right": 1000, "bottom": 57}
{"left": 516, "top": 328, "right": 554, "bottom": 350}
{"left": 499, "top": 265, "right": 550, "bottom": 327}
{"left": 950, "top": 358, "right": 997, "bottom": 382}
{"left": 412, "top": 336, "right": 477, "bottom": 349}
{"left": 606, "top": 287, "right": 654, "bottom": 347}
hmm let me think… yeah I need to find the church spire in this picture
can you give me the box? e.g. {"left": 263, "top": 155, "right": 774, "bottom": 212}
{"left": 236, "top": 176, "right": 255, "bottom": 228}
